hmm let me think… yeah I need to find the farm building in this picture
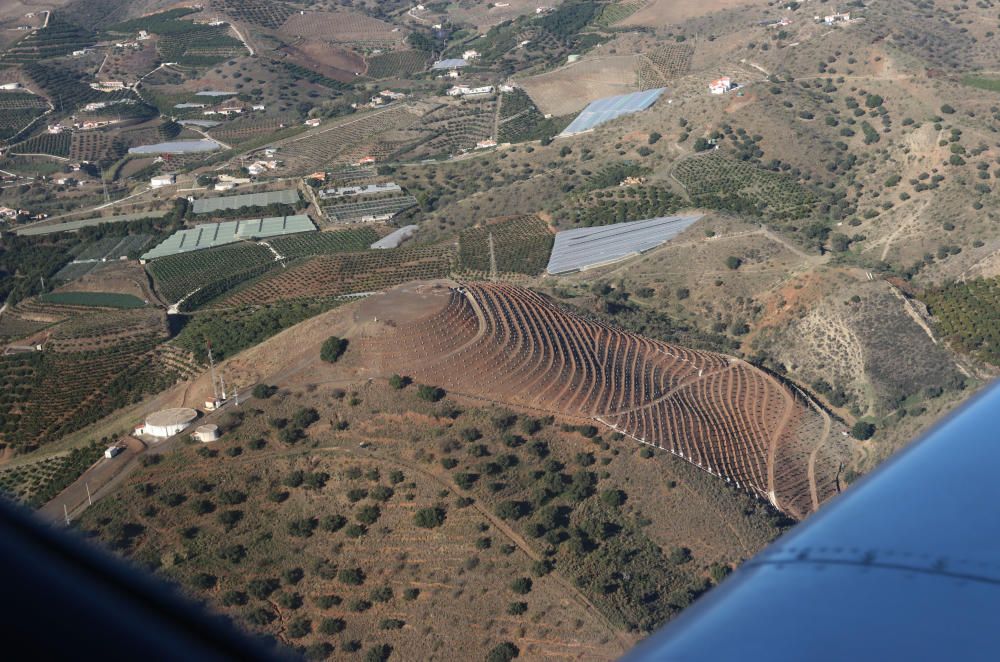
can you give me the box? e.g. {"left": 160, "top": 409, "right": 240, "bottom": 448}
{"left": 432, "top": 58, "right": 468, "bottom": 70}
{"left": 137, "top": 408, "right": 198, "bottom": 439}
{"left": 191, "top": 189, "right": 300, "bottom": 214}
{"left": 559, "top": 88, "right": 667, "bottom": 137}
{"left": 128, "top": 139, "right": 222, "bottom": 155}
{"left": 709, "top": 77, "right": 733, "bottom": 95}
{"left": 371, "top": 224, "right": 418, "bottom": 249}
{"left": 447, "top": 85, "right": 494, "bottom": 96}
{"left": 150, "top": 174, "right": 175, "bottom": 188}
{"left": 321, "top": 183, "right": 402, "bottom": 199}
{"left": 546, "top": 214, "right": 702, "bottom": 274}
{"left": 141, "top": 215, "right": 316, "bottom": 260}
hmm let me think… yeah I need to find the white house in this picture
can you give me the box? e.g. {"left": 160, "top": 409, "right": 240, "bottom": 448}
{"left": 447, "top": 85, "right": 494, "bottom": 96}
{"left": 709, "top": 77, "right": 732, "bottom": 95}
{"left": 462, "top": 49, "right": 480, "bottom": 60}
{"left": 304, "top": 118, "right": 321, "bottom": 127}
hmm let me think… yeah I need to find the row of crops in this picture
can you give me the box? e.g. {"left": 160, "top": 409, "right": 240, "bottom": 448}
{"left": 0, "top": 17, "right": 95, "bottom": 64}
{"left": 0, "top": 335, "right": 177, "bottom": 452}
{"left": 25, "top": 63, "right": 135, "bottom": 113}
{"left": 145, "top": 242, "right": 275, "bottom": 305}
{"left": 220, "top": 245, "right": 456, "bottom": 306}
{"left": 212, "top": 0, "right": 296, "bottom": 29}
{"left": 158, "top": 24, "right": 246, "bottom": 65}
{"left": 364, "top": 50, "right": 429, "bottom": 79}
{"left": 673, "top": 153, "right": 817, "bottom": 220}
{"left": 276, "top": 105, "right": 418, "bottom": 174}
{"left": 269, "top": 227, "right": 381, "bottom": 258}
{"left": 457, "top": 215, "right": 553, "bottom": 276}
{"left": 555, "top": 185, "right": 685, "bottom": 227}
{"left": 497, "top": 89, "right": 566, "bottom": 143}
{"left": 924, "top": 278, "right": 1000, "bottom": 366}
{"left": 104, "top": 7, "right": 200, "bottom": 35}
{"left": 0, "top": 107, "right": 47, "bottom": 141}
{"left": 0, "top": 440, "right": 104, "bottom": 507}
{"left": 400, "top": 102, "right": 495, "bottom": 158}
{"left": 10, "top": 132, "right": 70, "bottom": 157}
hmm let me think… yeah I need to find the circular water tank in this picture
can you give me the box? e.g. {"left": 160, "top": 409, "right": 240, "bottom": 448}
{"left": 193, "top": 424, "right": 220, "bottom": 443}
{"left": 144, "top": 407, "right": 198, "bottom": 438}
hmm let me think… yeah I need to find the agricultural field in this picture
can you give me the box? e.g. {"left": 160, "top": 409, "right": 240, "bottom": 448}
{"left": 363, "top": 50, "right": 428, "bottom": 79}
{"left": 397, "top": 100, "right": 496, "bottom": 159}
{"left": 0, "top": 16, "right": 95, "bottom": 64}
{"left": 38, "top": 292, "right": 146, "bottom": 309}
{"left": 553, "top": 185, "right": 685, "bottom": 228}
{"left": 0, "top": 92, "right": 49, "bottom": 141}
{"left": 208, "top": 116, "right": 298, "bottom": 146}
{"left": 0, "top": 441, "right": 103, "bottom": 506}
{"left": 145, "top": 242, "right": 276, "bottom": 306}
{"left": 0, "top": 332, "right": 177, "bottom": 453}
{"left": 9, "top": 131, "right": 70, "bottom": 157}
{"left": 673, "top": 153, "right": 817, "bottom": 221}
{"left": 70, "top": 131, "right": 127, "bottom": 166}
{"left": 594, "top": 1, "right": 646, "bottom": 27}
{"left": 213, "top": 0, "right": 297, "bottom": 29}
{"left": 636, "top": 43, "right": 694, "bottom": 90}
{"left": 269, "top": 227, "right": 382, "bottom": 259}
{"left": 157, "top": 24, "right": 247, "bottom": 66}
{"left": 519, "top": 56, "right": 640, "bottom": 117}
{"left": 357, "top": 281, "right": 850, "bottom": 521}
{"left": 456, "top": 215, "right": 553, "bottom": 277}
{"left": 924, "top": 277, "right": 1000, "bottom": 367}
{"left": 497, "top": 88, "right": 567, "bottom": 144}
{"left": 220, "top": 246, "right": 455, "bottom": 306}
{"left": 104, "top": 7, "right": 201, "bottom": 35}
{"left": 271, "top": 106, "right": 421, "bottom": 175}
{"left": 279, "top": 10, "right": 405, "bottom": 46}
{"left": 24, "top": 62, "right": 135, "bottom": 112}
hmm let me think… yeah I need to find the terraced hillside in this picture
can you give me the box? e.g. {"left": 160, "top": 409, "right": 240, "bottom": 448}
{"left": 355, "top": 281, "right": 850, "bottom": 519}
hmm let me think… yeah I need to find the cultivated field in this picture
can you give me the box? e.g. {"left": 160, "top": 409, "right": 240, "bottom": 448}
{"left": 219, "top": 246, "right": 455, "bottom": 306}
{"left": 618, "top": 0, "right": 769, "bottom": 27}
{"left": 355, "top": 281, "right": 850, "bottom": 519}
{"left": 279, "top": 10, "right": 405, "bottom": 46}
{"left": 456, "top": 214, "right": 554, "bottom": 277}
{"left": 519, "top": 56, "right": 641, "bottom": 117}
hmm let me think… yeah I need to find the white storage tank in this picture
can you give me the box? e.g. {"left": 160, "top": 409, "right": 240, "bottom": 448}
{"left": 193, "top": 424, "right": 220, "bottom": 443}
{"left": 142, "top": 408, "right": 198, "bottom": 438}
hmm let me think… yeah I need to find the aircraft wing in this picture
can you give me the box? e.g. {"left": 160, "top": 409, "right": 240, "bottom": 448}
{"left": 625, "top": 380, "right": 1000, "bottom": 661}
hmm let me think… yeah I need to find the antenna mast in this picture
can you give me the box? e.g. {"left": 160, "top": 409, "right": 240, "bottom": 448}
{"left": 206, "top": 340, "right": 220, "bottom": 404}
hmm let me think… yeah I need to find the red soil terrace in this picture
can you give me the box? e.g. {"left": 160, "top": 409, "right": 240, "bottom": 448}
{"left": 355, "top": 280, "right": 849, "bottom": 519}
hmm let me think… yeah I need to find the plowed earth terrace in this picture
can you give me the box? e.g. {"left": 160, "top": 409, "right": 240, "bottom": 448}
{"left": 355, "top": 281, "right": 844, "bottom": 519}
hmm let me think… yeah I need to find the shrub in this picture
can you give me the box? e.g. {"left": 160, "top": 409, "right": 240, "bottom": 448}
{"left": 414, "top": 506, "right": 446, "bottom": 528}
{"left": 339, "top": 567, "right": 366, "bottom": 585}
{"left": 725, "top": 256, "right": 742, "bottom": 270}
{"left": 389, "top": 374, "right": 410, "bottom": 389}
{"left": 507, "top": 601, "right": 528, "bottom": 615}
{"left": 320, "top": 336, "right": 348, "bottom": 362}
{"left": 851, "top": 421, "right": 876, "bottom": 440}
{"left": 287, "top": 617, "right": 311, "bottom": 638}
{"left": 487, "top": 642, "right": 520, "bottom": 662}
{"left": 417, "top": 384, "right": 446, "bottom": 402}
{"left": 510, "top": 577, "right": 532, "bottom": 594}
{"left": 365, "top": 644, "right": 392, "bottom": 662}
{"left": 252, "top": 384, "right": 277, "bottom": 399}
{"left": 319, "top": 617, "right": 347, "bottom": 635}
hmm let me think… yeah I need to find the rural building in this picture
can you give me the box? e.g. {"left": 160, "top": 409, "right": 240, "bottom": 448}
{"left": 0, "top": 82, "right": 21, "bottom": 90}
{"left": 476, "top": 138, "right": 497, "bottom": 149}
{"left": 822, "top": 12, "right": 851, "bottom": 24}
{"left": 304, "top": 118, "right": 321, "bottom": 127}
{"left": 193, "top": 424, "right": 220, "bottom": 442}
{"left": 709, "top": 77, "right": 733, "bottom": 94}
{"left": 150, "top": 174, "right": 176, "bottom": 188}
{"left": 447, "top": 85, "right": 494, "bottom": 96}
{"left": 321, "top": 182, "right": 402, "bottom": 198}
{"left": 462, "top": 49, "right": 480, "bottom": 60}
{"left": 136, "top": 408, "right": 198, "bottom": 439}
{"left": 371, "top": 224, "right": 418, "bottom": 249}
{"left": 432, "top": 58, "right": 468, "bottom": 70}
{"left": 90, "top": 80, "right": 126, "bottom": 91}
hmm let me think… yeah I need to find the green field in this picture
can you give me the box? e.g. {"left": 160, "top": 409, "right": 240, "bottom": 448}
{"left": 960, "top": 75, "right": 1000, "bottom": 92}
{"left": 39, "top": 292, "right": 147, "bottom": 308}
